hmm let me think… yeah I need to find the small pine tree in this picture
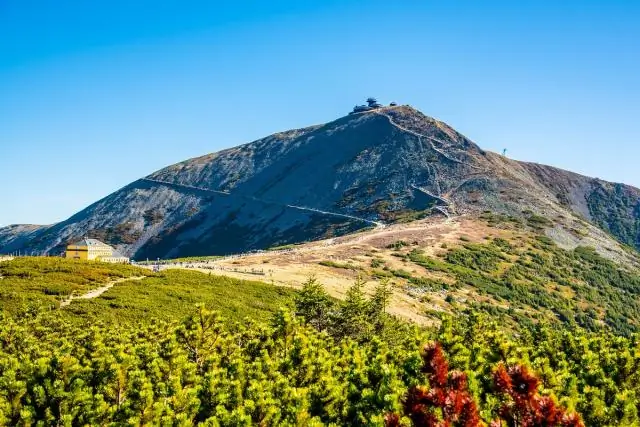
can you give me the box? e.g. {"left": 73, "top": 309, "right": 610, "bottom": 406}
{"left": 369, "top": 279, "right": 393, "bottom": 334}
{"left": 294, "top": 276, "right": 333, "bottom": 331}
{"left": 333, "top": 276, "right": 372, "bottom": 341}
{"left": 175, "top": 304, "right": 225, "bottom": 369}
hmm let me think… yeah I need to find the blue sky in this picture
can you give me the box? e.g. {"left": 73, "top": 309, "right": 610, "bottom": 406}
{"left": 1, "top": 0, "right": 639, "bottom": 226}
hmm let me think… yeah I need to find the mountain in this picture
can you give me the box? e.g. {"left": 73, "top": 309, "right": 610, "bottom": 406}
{"left": 2, "top": 104, "right": 640, "bottom": 260}
{"left": 0, "top": 224, "right": 48, "bottom": 254}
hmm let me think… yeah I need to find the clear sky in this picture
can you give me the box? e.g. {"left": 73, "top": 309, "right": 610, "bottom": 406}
{"left": 1, "top": 1, "right": 639, "bottom": 226}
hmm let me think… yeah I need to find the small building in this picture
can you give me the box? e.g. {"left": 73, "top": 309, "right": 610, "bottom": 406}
{"left": 366, "top": 97, "right": 382, "bottom": 108}
{"left": 66, "top": 238, "right": 129, "bottom": 263}
{"left": 350, "top": 97, "right": 385, "bottom": 114}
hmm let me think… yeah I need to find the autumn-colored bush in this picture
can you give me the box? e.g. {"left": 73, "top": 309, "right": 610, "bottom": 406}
{"left": 385, "top": 342, "right": 480, "bottom": 427}
{"left": 491, "top": 364, "right": 584, "bottom": 427}
{"left": 386, "top": 342, "right": 583, "bottom": 427}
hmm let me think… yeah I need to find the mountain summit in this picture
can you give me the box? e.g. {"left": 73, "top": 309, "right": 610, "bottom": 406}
{"left": 3, "top": 103, "right": 640, "bottom": 259}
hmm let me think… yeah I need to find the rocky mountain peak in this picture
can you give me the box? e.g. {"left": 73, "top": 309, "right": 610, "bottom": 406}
{"left": 2, "top": 103, "right": 640, "bottom": 260}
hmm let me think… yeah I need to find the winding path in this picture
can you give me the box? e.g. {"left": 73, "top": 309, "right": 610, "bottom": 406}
{"left": 410, "top": 184, "right": 450, "bottom": 205}
{"left": 367, "top": 106, "right": 495, "bottom": 216}
{"left": 142, "top": 178, "right": 230, "bottom": 195}
{"left": 60, "top": 276, "right": 146, "bottom": 307}
{"left": 371, "top": 109, "right": 478, "bottom": 168}
{"left": 284, "top": 203, "right": 385, "bottom": 228}
{"left": 139, "top": 178, "right": 385, "bottom": 229}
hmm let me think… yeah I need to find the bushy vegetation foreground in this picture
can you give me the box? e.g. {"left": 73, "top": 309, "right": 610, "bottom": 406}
{"left": 0, "top": 258, "right": 294, "bottom": 324}
{"left": 0, "top": 258, "right": 639, "bottom": 425}
{"left": 388, "top": 234, "right": 640, "bottom": 336}
{"left": 0, "top": 257, "right": 151, "bottom": 313}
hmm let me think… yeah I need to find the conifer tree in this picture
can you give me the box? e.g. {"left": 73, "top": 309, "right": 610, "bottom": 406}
{"left": 333, "top": 275, "right": 372, "bottom": 341}
{"left": 295, "top": 276, "right": 333, "bottom": 331}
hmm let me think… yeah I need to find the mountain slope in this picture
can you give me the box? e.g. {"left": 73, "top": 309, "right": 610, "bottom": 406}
{"left": 2, "top": 105, "right": 640, "bottom": 260}
{"left": 0, "top": 224, "right": 48, "bottom": 254}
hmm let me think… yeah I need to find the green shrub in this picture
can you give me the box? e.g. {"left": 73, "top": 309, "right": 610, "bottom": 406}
{"left": 318, "top": 260, "right": 361, "bottom": 270}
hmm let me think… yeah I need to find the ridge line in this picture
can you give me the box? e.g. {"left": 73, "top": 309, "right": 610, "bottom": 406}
{"left": 371, "top": 109, "right": 481, "bottom": 170}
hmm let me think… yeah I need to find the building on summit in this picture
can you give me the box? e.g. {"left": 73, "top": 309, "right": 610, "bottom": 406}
{"left": 65, "top": 238, "right": 129, "bottom": 263}
{"left": 349, "top": 97, "right": 393, "bottom": 114}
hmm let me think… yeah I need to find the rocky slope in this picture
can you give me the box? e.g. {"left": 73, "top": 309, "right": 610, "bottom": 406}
{"left": 0, "top": 224, "right": 47, "bottom": 254}
{"left": 2, "top": 105, "right": 639, "bottom": 260}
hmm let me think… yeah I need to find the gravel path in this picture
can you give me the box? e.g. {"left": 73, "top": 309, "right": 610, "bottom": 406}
{"left": 60, "top": 276, "right": 146, "bottom": 307}
{"left": 140, "top": 178, "right": 384, "bottom": 228}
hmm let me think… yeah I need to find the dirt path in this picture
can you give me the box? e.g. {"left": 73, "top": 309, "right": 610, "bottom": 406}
{"left": 371, "top": 108, "right": 474, "bottom": 167}
{"left": 284, "top": 203, "right": 385, "bottom": 228}
{"left": 140, "top": 178, "right": 383, "bottom": 228}
{"left": 146, "top": 218, "right": 479, "bottom": 325}
{"left": 60, "top": 276, "right": 146, "bottom": 307}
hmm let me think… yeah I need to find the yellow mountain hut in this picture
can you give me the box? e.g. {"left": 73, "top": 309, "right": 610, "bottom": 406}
{"left": 65, "top": 238, "right": 129, "bottom": 263}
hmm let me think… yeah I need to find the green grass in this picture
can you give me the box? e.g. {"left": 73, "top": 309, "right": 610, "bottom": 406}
{"left": 0, "top": 257, "right": 152, "bottom": 313}
{"left": 62, "top": 270, "right": 295, "bottom": 324}
{"left": 370, "top": 258, "right": 385, "bottom": 268}
{"left": 371, "top": 269, "right": 394, "bottom": 279}
{"left": 386, "top": 240, "right": 409, "bottom": 250}
{"left": 390, "top": 268, "right": 413, "bottom": 279}
{"left": 0, "top": 257, "right": 295, "bottom": 325}
{"left": 318, "top": 260, "right": 362, "bottom": 270}
{"left": 479, "top": 211, "right": 524, "bottom": 228}
{"left": 267, "top": 243, "right": 300, "bottom": 251}
{"left": 526, "top": 213, "right": 554, "bottom": 229}
{"left": 135, "top": 255, "right": 222, "bottom": 264}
